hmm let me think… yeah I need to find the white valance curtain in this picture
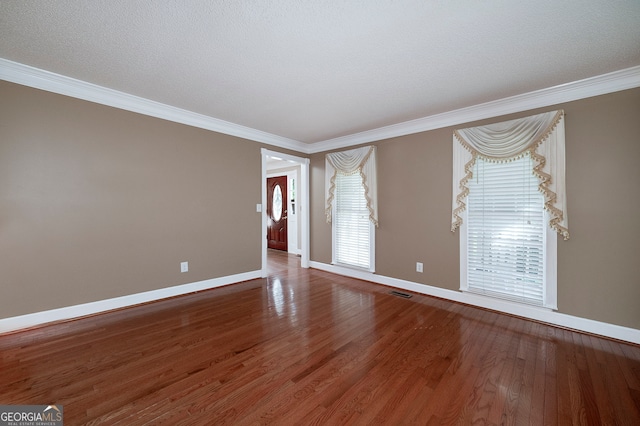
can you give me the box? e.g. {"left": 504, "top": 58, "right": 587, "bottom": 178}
{"left": 325, "top": 145, "right": 378, "bottom": 227}
{"left": 451, "top": 110, "right": 569, "bottom": 240}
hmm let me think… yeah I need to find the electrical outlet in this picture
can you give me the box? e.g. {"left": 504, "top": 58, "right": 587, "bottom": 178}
{"left": 416, "top": 262, "right": 423, "bottom": 273}
{"left": 180, "top": 261, "right": 189, "bottom": 273}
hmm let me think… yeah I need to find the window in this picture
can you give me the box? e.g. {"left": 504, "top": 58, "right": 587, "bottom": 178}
{"left": 332, "top": 172, "right": 375, "bottom": 271}
{"left": 325, "top": 146, "right": 378, "bottom": 272}
{"left": 452, "top": 110, "right": 567, "bottom": 310}
{"left": 461, "top": 154, "right": 556, "bottom": 307}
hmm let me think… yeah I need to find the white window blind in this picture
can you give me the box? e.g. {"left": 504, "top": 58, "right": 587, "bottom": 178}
{"left": 333, "top": 172, "right": 374, "bottom": 271}
{"left": 465, "top": 154, "right": 546, "bottom": 306}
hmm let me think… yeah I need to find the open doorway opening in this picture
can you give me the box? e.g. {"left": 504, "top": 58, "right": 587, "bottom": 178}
{"left": 266, "top": 174, "right": 289, "bottom": 252}
{"left": 261, "top": 148, "right": 310, "bottom": 277}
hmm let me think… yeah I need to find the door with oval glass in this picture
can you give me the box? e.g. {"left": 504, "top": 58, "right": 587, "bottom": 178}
{"left": 267, "top": 175, "right": 288, "bottom": 251}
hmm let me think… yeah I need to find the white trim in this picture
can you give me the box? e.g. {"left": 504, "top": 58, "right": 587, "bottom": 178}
{"left": 288, "top": 169, "right": 301, "bottom": 255}
{"left": 307, "top": 66, "right": 640, "bottom": 153}
{"left": 0, "top": 270, "right": 261, "bottom": 334}
{"left": 459, "top": 212, "right": 469, "bottom": 293}
{"left": 261, "top": 151, "right": 268, "bottom": 277}
{"left": 261, "top": 148, "right": 310, "bottom": 276}
{"left": 313, "top": 261, "right": 378, "bottom": 282}
{"left": 300, "top": 156, "right": 310, "bottom": 268}
{"left": 0, "top": 58, "right": 304, "bottom": 152}
{"left": 2, "top": 59, "right": 639, "bottom": 155}
{"left": 544, "top": 213, "right": 558, "bottom": 310}
{"left": 309, "top": 261, "right": 640, "bottom": 345}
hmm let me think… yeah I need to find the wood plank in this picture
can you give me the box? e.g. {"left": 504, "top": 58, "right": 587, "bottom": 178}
{"left": 1, "top": 249, "right": 639, "bottom": 424}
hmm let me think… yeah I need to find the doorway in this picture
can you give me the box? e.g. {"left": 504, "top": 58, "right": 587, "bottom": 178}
{"left": 266, "top": 175, "right": 288, "bottom": 251}
{"left": 261, "top": 148, "right": 310, "bottom": 277}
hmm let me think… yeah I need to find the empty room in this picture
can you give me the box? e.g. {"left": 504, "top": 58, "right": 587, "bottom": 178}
{"left": 1, "top": 2, "right": 639, "bottom": 424}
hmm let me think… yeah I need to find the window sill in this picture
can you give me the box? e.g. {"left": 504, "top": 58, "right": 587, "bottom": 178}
{"left": 331, "top": 262, "right": 375, "bottom": 275}
{"left": 460, "top": 289, "right": 557, "bottom": 312}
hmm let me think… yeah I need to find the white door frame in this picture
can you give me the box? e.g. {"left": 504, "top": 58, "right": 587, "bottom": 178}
{"left": 261, "top": 148, "right": 310, "bottom": 277}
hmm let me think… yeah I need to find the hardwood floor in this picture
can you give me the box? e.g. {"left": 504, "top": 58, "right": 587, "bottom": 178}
{"left": 1, "top": 250, "right": 639, "bottom": 425}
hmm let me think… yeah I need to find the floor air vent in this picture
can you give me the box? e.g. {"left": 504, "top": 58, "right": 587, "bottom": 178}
{"left": 390, "top": 290, "right": 412, "bottom": 299}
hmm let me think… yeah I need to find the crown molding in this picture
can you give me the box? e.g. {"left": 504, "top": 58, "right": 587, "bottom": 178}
{"left": 2, "top": 58, "right": 639, "bottom": 155}
{"left": 0, "top": 58, "right": 306, "bottom": 152}
{"left": 307, "top": 65, "right": 640, "bottom": 153}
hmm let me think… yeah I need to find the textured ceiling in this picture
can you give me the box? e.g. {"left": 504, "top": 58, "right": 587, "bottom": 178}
{"left": 1, "top": 1, "right": 640, "bottom": 144}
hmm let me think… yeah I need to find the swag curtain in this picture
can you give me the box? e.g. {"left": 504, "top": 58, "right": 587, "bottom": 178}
{"left": 451, "top": 110, "right": 569, "bottom": 240}
{"left": 325, "top": 145, "right": 378, "bottom": 227}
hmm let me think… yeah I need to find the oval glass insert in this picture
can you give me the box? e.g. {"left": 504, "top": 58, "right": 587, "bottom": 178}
{"left": 273, "top": 184, "right": 283, "bottom": 221}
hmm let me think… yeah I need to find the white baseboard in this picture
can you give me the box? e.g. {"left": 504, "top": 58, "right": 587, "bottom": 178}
{"left": 309, "top": 261, "right": 640, "bottom": 345}
{"left": 0, "top": 270, "right": 262, "bottom": 334}
{"left": 4, "top": 264, "right": 638, "bottom": 345}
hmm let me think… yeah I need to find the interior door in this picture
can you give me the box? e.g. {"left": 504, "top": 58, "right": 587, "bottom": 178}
{"left": 267, "top": 176, "right": 288, "bottom": 251}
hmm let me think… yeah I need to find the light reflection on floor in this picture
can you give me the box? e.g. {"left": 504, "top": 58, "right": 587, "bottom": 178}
{"left": 266, "top": 277, "right": 297, "bottom": 321}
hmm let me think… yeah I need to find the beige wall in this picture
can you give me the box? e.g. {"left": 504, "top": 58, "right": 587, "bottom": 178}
{"left": 0, "top": 81, "right": 263, "bottom": 318}
{"left": 310, "top": 88, "right": 640, "bottom": 329}
{"left": 3, "top": 79, "right": 639, "bottom": 331}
